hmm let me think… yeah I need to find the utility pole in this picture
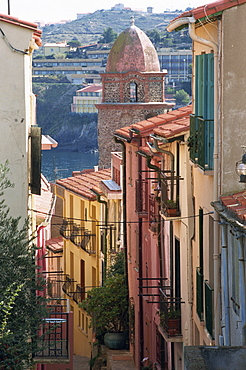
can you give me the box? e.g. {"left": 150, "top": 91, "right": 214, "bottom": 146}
{"left": 7, "top": 0, "right": 10, "bottom": 15}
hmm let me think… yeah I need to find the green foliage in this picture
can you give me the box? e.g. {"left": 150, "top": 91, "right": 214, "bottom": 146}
{"left": 107, "top": 251, "right": 125, "bottom": 278}
{"left": 98, "top": 27, "right": 117, "bottom": 43}
{"left": 80, "top": 275, "right": 128, "bottom": 334}
{"left": 0, "top": 163, "right": 48, "bottom": 369}
{"left": 67, "top": 39, "right": 81, "bottom": 48}
{"left": 175, "top": 89, "right": 190, "bottom": 106}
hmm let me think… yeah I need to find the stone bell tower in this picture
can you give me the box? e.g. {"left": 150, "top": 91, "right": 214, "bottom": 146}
{"left": 97, "top": 17, "right": 173, "bottom": 168}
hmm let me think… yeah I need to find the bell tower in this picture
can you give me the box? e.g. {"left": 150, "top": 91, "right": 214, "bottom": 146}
{"left": 97, "top": 18, "right": 174, "bottom": 168}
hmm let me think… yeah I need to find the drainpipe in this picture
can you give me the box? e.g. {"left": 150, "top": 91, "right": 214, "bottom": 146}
{"left": 236, "top": 233, "right": 246, "bottom": 345}
{"left": 221, "top": 221, "right": 230, "bottom": 346}
{"left": 90, "top": 189, "right": 108, "bottom": 284}
{"left": 167, "top": 16, "right": 220, "bottom": 344}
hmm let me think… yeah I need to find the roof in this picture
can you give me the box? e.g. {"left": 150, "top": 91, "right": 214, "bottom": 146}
{"left": 220, "top": 192, "right": 246, "bottom": 222}
{"left": 172, "top": 0, "right": 246, "bottom": 22}
{"left": 56, "top": 168, "right": 111, "bottom": 200}
{"left": 42, "top": 135, "right": 58, "bottom": 150}
{"left": 45, "top": 237, "right": 63, "bottom": 253}
{"left": 106, "top": 19, "right": 160, "bottom": 73}
{"left": 44, "top": 42, "right": 69, "bottom": 47}
{"left": 114, "top": 105, "right": 191, "bottom": 140}
{"left": 76, "top": 84, "right": 102, "bottom": 93}
{"left": 0, "top": 13, "right": 42, "bottom": 45}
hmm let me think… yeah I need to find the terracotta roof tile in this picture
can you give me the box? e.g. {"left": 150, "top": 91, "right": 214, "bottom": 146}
{"left": 56, "top": 168, "right": 111, "bottom": 200}
{"left": 171, "top": 0, "right": 246, "bottom": 22}
{"left": 114, "top": 105, "right": 192, "bottom": 140}
{"left": 221, "top": 191, "right": 246, "bottom": 221}
{"left": 45, "top": 237, "right": 63, "bottom": 253}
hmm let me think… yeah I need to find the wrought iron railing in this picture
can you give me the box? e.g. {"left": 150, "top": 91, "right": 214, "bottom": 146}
{"left": 70, "top": 224, "right": 96, "bottom": 254}
{"left": 60, "top": 219, "right": 74, "bottom": 239}
{"left": 160, "top": 171, "right": 181, "bottom": 218}
{"left": 62, "top": 274, "right": 76, "bottom": 297}
{"left": 35, "top": 312, "right": 69, "bottom": 359}
{"left": 159, "top": 288, "right": 182, "bottom": 337}
{"left": 189, "top": 114, "right": 214, "bottom": 171}
{"left": 73, "top": 284, "right": 86, "bottom": 304}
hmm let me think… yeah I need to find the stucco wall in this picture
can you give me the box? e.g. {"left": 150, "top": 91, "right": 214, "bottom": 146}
{"left": 0, "top": 20, "right": 33, "bottom": 220}
{"left": 221, "top": 4, "right": 246, "bottom": 194}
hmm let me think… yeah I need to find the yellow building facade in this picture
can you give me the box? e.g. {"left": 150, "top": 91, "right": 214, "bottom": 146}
{"left": 55, "top": 168, "right": 112, "bottom": 357}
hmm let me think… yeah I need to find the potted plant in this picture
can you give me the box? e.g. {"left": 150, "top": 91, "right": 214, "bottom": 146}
{"left": 80, "top": 274, "right": 128, "bottom": 349}
{"left": 167, "top": 308, "right": 181, "bottom": 336}
{"left": 164, "top": 199, "right": 179, "bottom": 217}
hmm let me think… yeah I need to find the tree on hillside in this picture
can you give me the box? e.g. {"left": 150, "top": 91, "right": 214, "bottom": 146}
{"left": 67, "top": 39, "right": 81, "bottom": 48}
{"left": 98, "top": 27, "right": 117, "bottom": 43}
{"left": 0, "top": 163, "right": 48, "bottom": 369}
{"left": 175, "top": 89, "right": 190, "bottom": 106}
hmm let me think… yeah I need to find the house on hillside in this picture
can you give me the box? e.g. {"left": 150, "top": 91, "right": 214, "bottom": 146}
{"left": 44, "top": 41, "right": 71, "bottom": 56}
{"left": 71, "top": 84, "right": 102, "bottom": 113}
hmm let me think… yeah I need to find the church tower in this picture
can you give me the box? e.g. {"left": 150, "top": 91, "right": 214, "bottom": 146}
{"left": 97, "top": 18, "right": 174, "bottom": 168}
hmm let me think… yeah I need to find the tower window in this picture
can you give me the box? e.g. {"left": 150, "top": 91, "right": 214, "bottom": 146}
{"left": 130, "top": 82, "right": 138, "bottom": 102}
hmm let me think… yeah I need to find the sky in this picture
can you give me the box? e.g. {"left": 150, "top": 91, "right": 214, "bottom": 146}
{"left": 2, "top": 0, "right": 207, "bottom": 24}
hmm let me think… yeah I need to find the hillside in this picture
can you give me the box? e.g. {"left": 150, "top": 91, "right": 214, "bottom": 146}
{"left": 40, "top": 9, "right": 182, "bottom": 45}
{"left": 33, "top": 82, "right": 98, "bottom": 152}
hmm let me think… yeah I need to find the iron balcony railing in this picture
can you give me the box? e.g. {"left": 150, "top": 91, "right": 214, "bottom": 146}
{"left": 73, "top": 284, "right": 86, "bottom": 304}
{"left": 62, "top": 274, "right": 76, "bottom": 297}
{"left": 35, "top": 312, "right": 69, "bottom": 360}
{"left": 189, "top": 114, "right": 214, "bottom": 171}
{"left": 60, "top": 219, "right": 74, "bottom": 239}
{"left": 159, "top": 288, "right": 182, "bottom": 337}
{"left": 70, "top": 224, "right": 96, "bottom": 254}
{"left": 160, "top": 171, "right": 181, "bottom": 218}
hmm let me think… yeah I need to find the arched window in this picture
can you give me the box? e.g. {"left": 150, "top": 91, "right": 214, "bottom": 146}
{"left": 130, "top": 82, "right": 137, "bottom": 102}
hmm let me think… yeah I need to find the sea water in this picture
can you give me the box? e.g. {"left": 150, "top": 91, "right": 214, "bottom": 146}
{"left": 41, "top": 149, "right": 99, "bottom": 182}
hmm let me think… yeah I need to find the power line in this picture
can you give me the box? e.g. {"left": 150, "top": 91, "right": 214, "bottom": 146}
{"left": 30, "top": 208, "right": 214, "bottom": 225}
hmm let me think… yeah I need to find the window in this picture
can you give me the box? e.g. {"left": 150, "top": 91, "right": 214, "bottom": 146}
{"left": 130, "top": 82, "right": 137, "bottom": 102}
{"left": 189, "top": 53, "right": 214, "bottom": 170}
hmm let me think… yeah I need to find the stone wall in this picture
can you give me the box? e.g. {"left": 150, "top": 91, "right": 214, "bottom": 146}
{"left": 184, "top": 346, "right": 246, "bottom": 370}
{"left": 98, "top": 105, "right": 168, "bottom": 168}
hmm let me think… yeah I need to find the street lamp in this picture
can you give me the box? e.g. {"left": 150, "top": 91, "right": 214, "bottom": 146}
{"left": 236, "top": 153, "right": 246, "bottom": 183}
{"left": 183, "top": 58, "right": 186, "bottom": 81}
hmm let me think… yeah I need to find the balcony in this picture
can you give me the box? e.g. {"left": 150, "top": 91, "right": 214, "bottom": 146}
{"left": 73, "top": 284, "right": 86, "bottom": 304}
{"left": 159, "top": 288, "right": 183, "bottom": 340}
{"left": 62, "top": 274, "right": 76, "bottom": 297}
{"left": 60, "top": 219, "right": 74, "bottom": 239}
{"left": 35, "top": 312, "right": 70, "bottom": 361}
{"left": 70, "top": 224, "right": 96, "bottom": 254}
{"left": 159, "top": 168, "right": 181, "bottom": 219}
{"left": 189, "top": 114, "right": 214, "bottom": 171}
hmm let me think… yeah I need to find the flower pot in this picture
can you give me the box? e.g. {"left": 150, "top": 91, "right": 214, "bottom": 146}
{"left": 104, "top": 332, "right": 127, "bottom": 349}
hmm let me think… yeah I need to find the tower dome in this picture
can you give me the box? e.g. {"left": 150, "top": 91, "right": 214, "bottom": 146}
{"left": 106, "top": 18, "right": 160, "bottom": 73}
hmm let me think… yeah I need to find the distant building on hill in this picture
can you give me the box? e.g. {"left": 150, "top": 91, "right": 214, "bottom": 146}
{"left": 71, "top": 84, "right": 102, "bottom": 113}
